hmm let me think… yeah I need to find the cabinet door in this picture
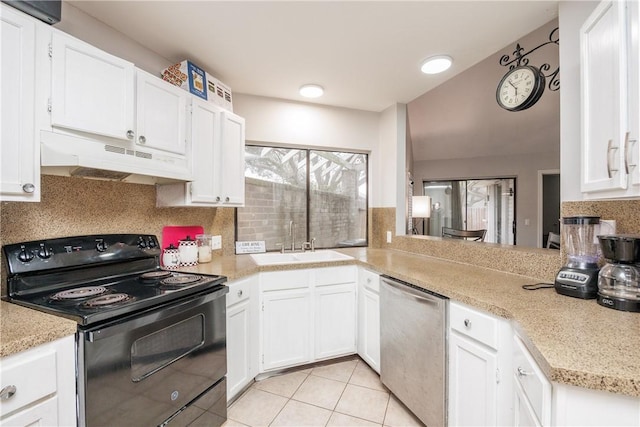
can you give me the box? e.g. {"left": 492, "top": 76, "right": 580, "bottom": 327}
{"left": 448, "top": 332, "right": 498, "bottom": 426}
{"left": 189, "top": 100, "right": 222, "bottom": 203}
{"left": 50, "top": 31, "right": 134, "bottom": 140}
{"left": 581, "top": 0, "right": 628, "bottom": 193}
{"left": 217, "top": 111, "right": 245, "bottom": 206}
{"left": 629, "top": 0, "right": 640, "bottom": 187}
{"left": 262, "top": 289, "right": 311, "bottom": 371}
{"left": 514, "top": 381, "right": 541, "bottom": 427}
{"left": 227, "top": 298, "right": 252, "bottom": 400}
{"left": 315, "top": 283, "right": 356, "bottom": 360}
{"left": 0, "top": 397, "right": 59, "bottom": 427}
{"left": 358, "top": 286, "right": 380, "bottom": 373}
{"left": 1, "top": 5, "right": 39, "bottom": 202}
{"left": 135, "top": 69, "right": 187, "bottom": 155}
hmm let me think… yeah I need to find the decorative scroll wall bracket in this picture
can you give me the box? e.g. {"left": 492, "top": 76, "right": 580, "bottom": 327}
{"left": 499, "top": 27, "right": 560, "bottom": 91}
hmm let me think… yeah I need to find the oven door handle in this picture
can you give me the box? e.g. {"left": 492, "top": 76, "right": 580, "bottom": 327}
{"left": 85, "top": 287, "right": 228, "bottom": 342}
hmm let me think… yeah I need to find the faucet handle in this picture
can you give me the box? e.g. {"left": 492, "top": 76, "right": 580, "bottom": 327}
{"left": 275, "top": 243, "right": 285, "bottom": 254}
{"left": 302, "top": 242, "right": 311, "bottom": 252}
{"left": 310, "top": 238, "right": 316, "bottom": 252}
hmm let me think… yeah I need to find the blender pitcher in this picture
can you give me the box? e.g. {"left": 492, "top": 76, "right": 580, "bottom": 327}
{"left": 554, "top": 216, "right": 601, "bottom": 299}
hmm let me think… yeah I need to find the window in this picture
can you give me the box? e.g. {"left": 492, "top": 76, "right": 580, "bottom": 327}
{"left": 237, "top": 145, "right": 368, "bottom": 251}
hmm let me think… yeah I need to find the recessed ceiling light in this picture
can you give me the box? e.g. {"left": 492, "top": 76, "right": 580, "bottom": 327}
{"left": 299, "top": 84, "right": 324, "bottom": 98}
{"left": 421, "top": 55, "right": 453, "bottom": 74}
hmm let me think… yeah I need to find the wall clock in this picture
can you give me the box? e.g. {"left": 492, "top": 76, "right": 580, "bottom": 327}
{"left": 496, "top": 65, "right": 545, "bottom": 111}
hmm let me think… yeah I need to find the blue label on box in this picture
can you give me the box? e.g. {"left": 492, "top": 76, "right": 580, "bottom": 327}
{"left": 187, "top": 61, "right": 207, "bottom": 100}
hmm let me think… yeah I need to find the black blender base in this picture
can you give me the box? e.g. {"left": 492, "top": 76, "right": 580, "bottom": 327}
{"left": 598, "top": 295, "right": 640, "bottom": 312}
{"left": 554, "top": 283, "right": 598, "bottom": 299}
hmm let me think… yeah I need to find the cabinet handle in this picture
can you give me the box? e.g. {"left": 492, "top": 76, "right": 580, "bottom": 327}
{"left": 126, "top": 130, "right": 135, "bottom": 139}
{"left": 517, "top": 367, "right": 532, "bottom": 377}
{"left": 138, "top": 135, "right": 146, "bottom": 144}
{"left": 237, "top": 290, "right": 243, "bottom": 298}
{"left": 463, "top": 319, "right": 471, "bottom": 328}
{"left": 607, "top": 139, "right": 618, "bottom": 178}
{"left": 625, "top": 132, "right": 638, "bottom": 171}
{"left": 215, "top": 196, "right": 221, "bottom": 202}
{"left": 225, "top": 197, "right": 230, "bottom": 202}
{"left": 22, "top": 183, "right": 35, "bottom": 193}
{"left": 0, "top": 385, "right": 16, "bottom": 401}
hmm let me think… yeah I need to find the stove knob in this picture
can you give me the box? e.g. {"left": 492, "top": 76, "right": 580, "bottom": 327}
{"left": 37, "top": 243, "right": 53, "bottom": 259}
{"left": 96, "top": 239, "right": 108, "bottom": 252}
{"left": 137, "top": 237, "right": 148, "bottom": 249}
{"left": 147, "top": 238, "right": 156, "bottom": 248}
{"left": 17, "top": 245, "right": 34, "bottom": 263}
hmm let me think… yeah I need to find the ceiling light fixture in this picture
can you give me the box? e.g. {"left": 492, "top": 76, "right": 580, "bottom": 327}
{"left": 421, "top": 55, "right": 453, "bottom": 74}
{"left": 299, "top": 84, "right": 324, "bottom": 98}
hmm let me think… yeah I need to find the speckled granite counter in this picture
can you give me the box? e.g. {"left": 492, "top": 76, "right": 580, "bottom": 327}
{"left": 0, "top": 301, "right": 76, "bottom": 357}
{"left": 189, "top": 248, "right": 640, "bottom": 398}
{"left": 3, "top": 247, "right": 638, "bottom": 399}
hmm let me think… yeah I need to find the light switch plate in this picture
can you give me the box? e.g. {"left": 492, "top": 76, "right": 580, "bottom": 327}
{"left": 386, "top": 231, "right": 392, "bottom": 243}
{"left": 211, "top": 235, "right": 222, "bottom": 250}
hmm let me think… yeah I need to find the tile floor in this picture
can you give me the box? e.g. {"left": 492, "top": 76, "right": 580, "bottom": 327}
{"left": 223, "top": 356, "right": 424, "bottom": 427}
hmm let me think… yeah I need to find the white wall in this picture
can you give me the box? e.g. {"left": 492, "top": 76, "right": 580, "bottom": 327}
{"left": 559, "top": 1, "right": 599, "bottom": 201}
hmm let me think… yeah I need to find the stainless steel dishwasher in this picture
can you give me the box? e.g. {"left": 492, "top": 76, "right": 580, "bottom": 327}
{"left": 380, "top": 275, "right": 448, "bottom": 427}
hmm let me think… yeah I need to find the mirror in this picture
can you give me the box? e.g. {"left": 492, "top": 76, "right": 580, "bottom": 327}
{"left": 407, "top": 19, "right": 560, "bottom": 249}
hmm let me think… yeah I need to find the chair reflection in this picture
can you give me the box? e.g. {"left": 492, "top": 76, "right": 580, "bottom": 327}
{"left": 442, "top": 227, "right": 487, "bottom": 242}
{"left": 546, "top": 232, "right": 561, "bottom": 249}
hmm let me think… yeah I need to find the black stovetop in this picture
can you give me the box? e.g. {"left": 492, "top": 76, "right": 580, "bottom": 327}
{"left": 3, "top": 234, "right": 227, "bottom": 327}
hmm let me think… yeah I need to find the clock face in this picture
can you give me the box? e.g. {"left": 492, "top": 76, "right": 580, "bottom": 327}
{"left": 496, "top": 65, "right": 545, "bottom": 111}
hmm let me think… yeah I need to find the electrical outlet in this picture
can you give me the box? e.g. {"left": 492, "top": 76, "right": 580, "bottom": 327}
{"left": 386, "top": 231, "right": 392, "bottom": 243}
{"left": 211, "top": 235, "right": 222, "bottom": 250}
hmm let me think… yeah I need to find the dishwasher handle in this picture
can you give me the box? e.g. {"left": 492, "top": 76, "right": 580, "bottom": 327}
{"left": 380, "top": 276, "right": 446, "bottom": 306}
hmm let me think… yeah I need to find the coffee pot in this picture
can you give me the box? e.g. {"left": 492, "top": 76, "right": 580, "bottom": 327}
{"left": 597, "top": 235, "right": 640, "bottom": 312}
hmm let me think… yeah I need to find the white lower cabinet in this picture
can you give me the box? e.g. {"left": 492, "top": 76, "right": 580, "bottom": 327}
{"left": 513, "top": 335, "right": 552, "bottom": 426}
{"left": 0, "top": 335, "right": 75, "bottom": 427}
{"left": 448, "top": 302, "right": 513, "bottom": 426}
{"left": 226, "top": 276, "right": 258, "bottom": 401}
{"left": 259, "top": 266, "right": 357, "bottom": 372}
{"left": 357, "top": 268, "right": 380, "bottom": 373}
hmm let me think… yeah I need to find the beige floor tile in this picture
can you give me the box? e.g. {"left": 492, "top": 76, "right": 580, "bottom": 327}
{"left": 327, "top": 412, "right": 382, "bottom": 427}
{"left": 227, "top": 388, "right": 288, "bottom": 427}
{"left": 311, "top": 358, "right": 358, "bottom": 382}
{"left": 222, "top": 419, "right": 250, "bottom": 427}
{"left": 383, "top": 395, "right": 424, "bottom": 427}
{"left": 292, "top": 374, "right": 347, "bottom": 410}
{"left": 349, "top": 361, "right": 386, "bottom": 391}
{"left": 270, "top": 399, "right": 332, "bottom": 427}
{"left": 252, "top": 371, "right": 308, "bottom": 398}
{"left": 334, "top": 384, "right": 390, "bottom": 424}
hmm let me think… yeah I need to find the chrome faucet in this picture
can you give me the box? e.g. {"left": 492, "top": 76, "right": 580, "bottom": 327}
{"left": 289, "top": 221, "right": 296, "bottom": 252}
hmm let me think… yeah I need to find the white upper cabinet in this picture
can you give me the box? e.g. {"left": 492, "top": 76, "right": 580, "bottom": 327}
{"left": 50, "top": 31, "right": 135, "bottom": 141}
{"left": 581, "top": 0, "right": 640, "bottom": 198}
{"left": 156, "top": 101, "right": 245, "bottom": 207}
{"left": 629, "top": 0, "right": 640, "bottom": 187}
{"left": 135, "top": 69, "right": 187, "bottom": 155}
{"left": 1, "top": 4, "right": 40, "bottom": 202}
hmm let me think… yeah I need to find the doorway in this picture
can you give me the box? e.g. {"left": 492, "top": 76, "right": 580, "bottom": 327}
{"left": 539, "top": 171, "right": 560, "bottom": 248}
{"left": 423, "top": 178, "right": 516, "bottom": 244}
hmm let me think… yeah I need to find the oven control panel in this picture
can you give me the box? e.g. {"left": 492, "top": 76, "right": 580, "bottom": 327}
{"left": 3, "top": 234, "right": 161, "bottom": 275}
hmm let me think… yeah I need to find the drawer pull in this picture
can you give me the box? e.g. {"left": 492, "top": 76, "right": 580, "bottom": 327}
{"left": 517, "top": 367, "right": 533, "bottom": 377}
{"left": 0, "top": 385, "right": 17, "bottom": 401}
{"left": 463, "top": 319, "right": 471, "bottom": 328}
{"left": 237, "top": 290, "right": 243, "bottom": 298}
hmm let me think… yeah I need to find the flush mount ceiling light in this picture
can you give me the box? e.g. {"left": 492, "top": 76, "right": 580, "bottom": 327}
{"left": 299, "top": 84, "right": 324, "bottom": 98}
{"left": 421, "top": 55, "right": 453, "bottom": 74}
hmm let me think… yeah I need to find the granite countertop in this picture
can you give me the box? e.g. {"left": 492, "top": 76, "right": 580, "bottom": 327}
{"left": 2, "top": 247, "right": 638, "bottom": 398}
{"left": 0, "top": 301, "right": 76, "bottom": 357}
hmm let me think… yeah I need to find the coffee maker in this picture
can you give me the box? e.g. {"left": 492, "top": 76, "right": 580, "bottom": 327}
{"left": 597, "top": 235, "right": 640, "bottom": 312}
{"left": 554, "top": 216, "right": 601, "bottom": 299}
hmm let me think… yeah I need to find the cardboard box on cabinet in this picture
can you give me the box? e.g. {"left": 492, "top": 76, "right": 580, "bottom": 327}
{"left": 161, "top": 60, "right": 233, "bottom": 111}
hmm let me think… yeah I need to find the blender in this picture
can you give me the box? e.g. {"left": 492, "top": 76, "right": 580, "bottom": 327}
{"left": 597, "top": 235, "right": 640, "bottom": 312}
{"left": 554, "top": 216, "right": 601, "bottom": 299}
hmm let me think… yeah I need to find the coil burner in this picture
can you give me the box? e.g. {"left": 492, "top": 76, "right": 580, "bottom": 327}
{"left": 83, "top": 293, "right": 132, "bottom": 308}
{"left": 51, "top": 286, "right": 108, "bottom": 301}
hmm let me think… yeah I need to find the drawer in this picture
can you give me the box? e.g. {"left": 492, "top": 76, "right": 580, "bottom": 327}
{"left": 450, "top": 302, "right": 498, "bottom": 349}
{"left": 359, "top": 268, "right": 380, "bottom": 293}
{"left": 226, "top": 277, "right": 253, "bottom": 306}
{"left": 261, "top": 269, "right": 310, "bottom": 291}
{"left": 513, "top": 336, "right": 551, "bottom": 426}
{"left": 315, "top": 265, "right": 357, "bottom": 287}
{"left": 0, "top": 349, "right": 57, "bottom": 416}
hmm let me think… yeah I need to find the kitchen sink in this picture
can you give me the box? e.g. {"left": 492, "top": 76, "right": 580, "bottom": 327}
{"left": 250, "top": 250, "right": 353, "bottom": 265}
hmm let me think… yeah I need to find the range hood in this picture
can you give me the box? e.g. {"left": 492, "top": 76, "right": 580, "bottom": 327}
{"left": 40, "top": 131, "right": 192, "bottom": 185}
